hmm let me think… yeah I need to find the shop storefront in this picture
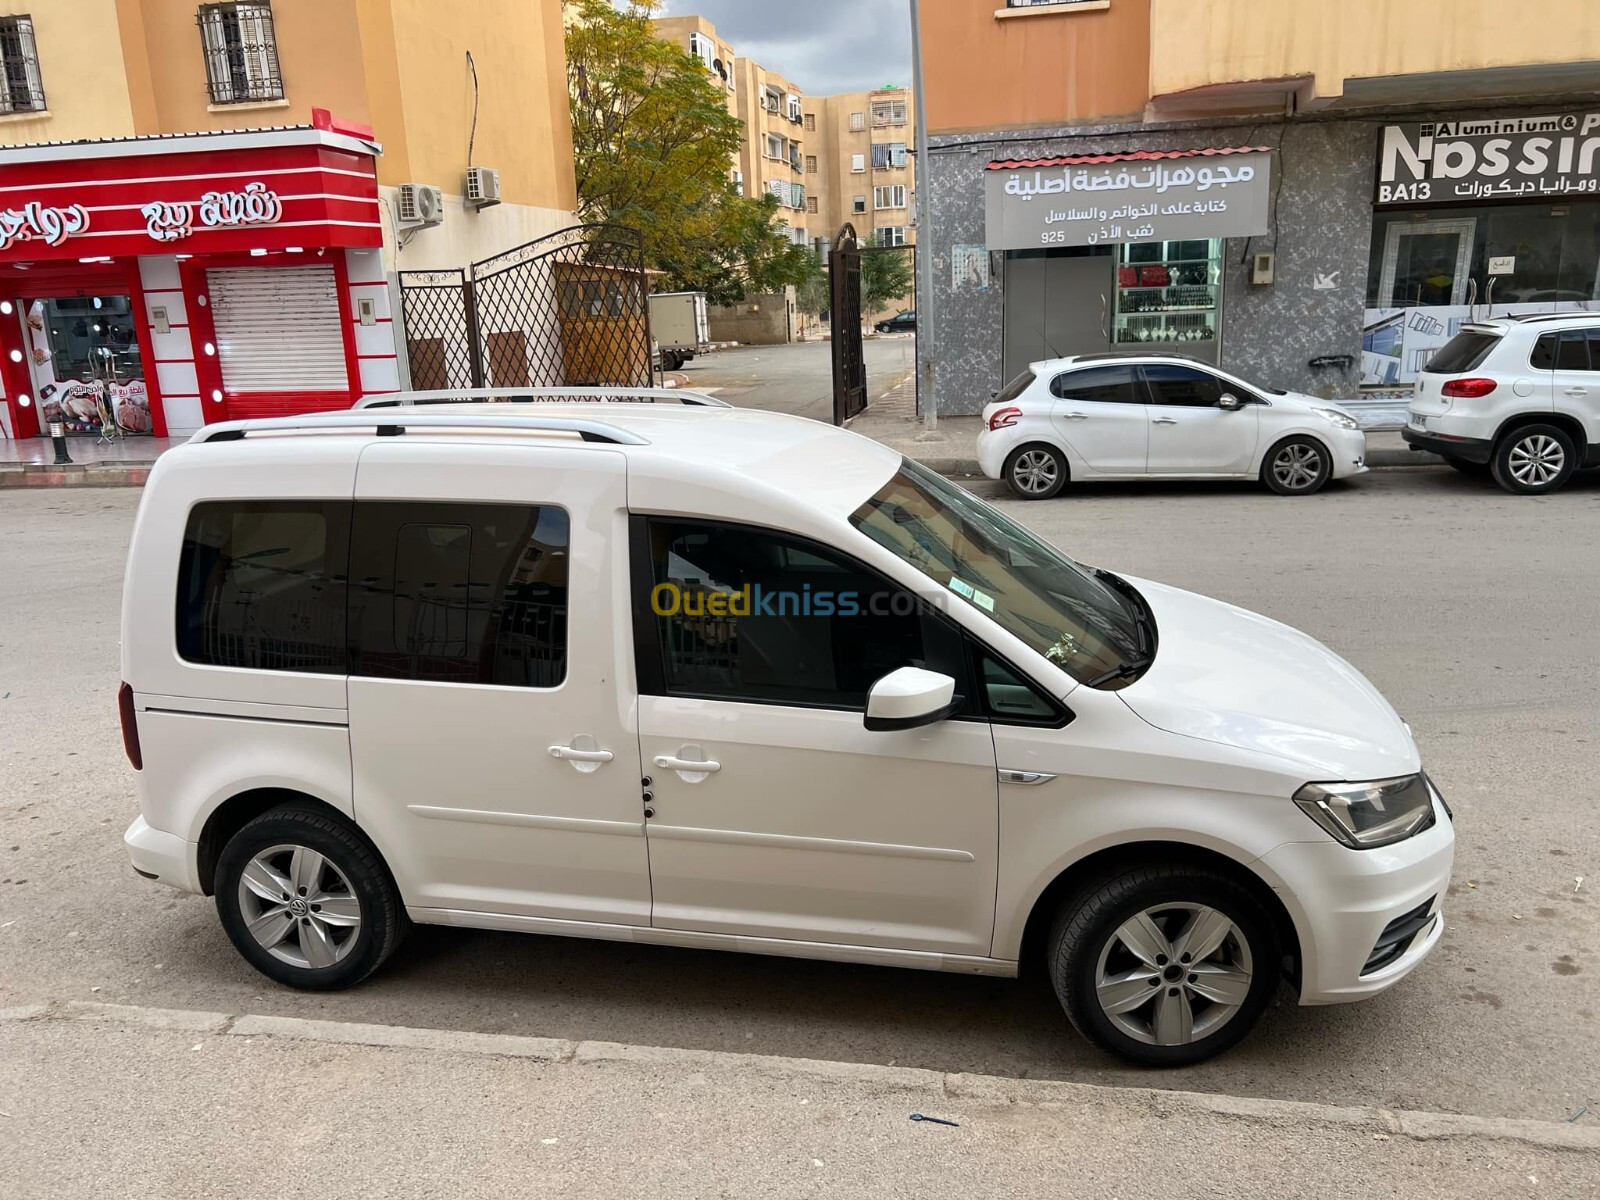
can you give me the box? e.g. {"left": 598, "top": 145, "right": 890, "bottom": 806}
{"left": 0, "top": 110, "right": 392, "bottom": 442}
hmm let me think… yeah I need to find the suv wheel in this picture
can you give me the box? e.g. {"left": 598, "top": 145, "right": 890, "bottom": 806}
{"left": 1260, "top": 436, "right": 1331, "bottom": 495}
{"left": 1048, "top": 865, "right": 1278, "bottom": 1066}
{"left": 1004, "top": 443, "right": 1067, "bottom": 500}
{"left": 1491, "top": 424, "right": 1576, "bottom": 495}
{"left": 216, "top": 806, "right": 407, "bottom": 990}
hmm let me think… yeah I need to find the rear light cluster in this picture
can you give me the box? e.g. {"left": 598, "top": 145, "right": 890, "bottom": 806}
{"left": 119, "top": 682, "right": 143, "bottom": 771}
{"left": 988, "top": 406, "right": 1022, "bottom": 431}
{"left": 1441, "top": 377, "right": 1497, "bottom": 398}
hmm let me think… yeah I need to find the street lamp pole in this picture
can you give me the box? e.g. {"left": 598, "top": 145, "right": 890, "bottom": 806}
{"left": 909, "top": 0, "right": 937, "bottom": 433}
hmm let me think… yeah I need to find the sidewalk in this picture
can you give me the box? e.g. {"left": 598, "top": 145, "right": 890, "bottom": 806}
{"left": 5, "top": 1002, "right": 1597, "bottom": 1199}
{"left": 0, "top": 435, "right": 177, "bottom": 488}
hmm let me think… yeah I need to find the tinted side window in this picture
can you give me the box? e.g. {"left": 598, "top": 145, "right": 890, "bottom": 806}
{"left": 1531, "top": 332, "right": 1558, "bottom": 369}
{"left": 176, "top": 501, "right": 350, "bottom": 673}
{"left": 1558, "top": 328, "right": 1595, "bottom": 371}
{"left": 349, "top": 502, "right": 569, "bottom": 687}
{"left": 978, "top": 653, "right": 1063, "bottom": 724}
{"left": 1141, "top": 364, "right": 1225, "bottom": 407}
{"left": 637, "top": 519, "right": 968, "bottom": 711}
{"left": 1050, "top": 366, "right": 1141, "bottom": 404}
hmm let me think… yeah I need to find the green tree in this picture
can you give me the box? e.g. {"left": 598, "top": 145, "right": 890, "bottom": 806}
{"left": 565, "top": 0, "right": 816, "bottom": 304}
{"left": 861, "top": 243, "right": 914, "bottom": 316}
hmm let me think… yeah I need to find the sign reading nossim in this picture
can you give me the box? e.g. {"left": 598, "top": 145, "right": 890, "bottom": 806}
{"left": 1376, "top": 112, "right": 1600, "bottom": 205}
{"left": 983, "top": 149, "right": 1273, "bottom": 252}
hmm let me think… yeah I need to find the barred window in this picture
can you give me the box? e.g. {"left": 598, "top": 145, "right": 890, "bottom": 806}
{"left": 0, "top": 15, "right": 46, "bottom": 113}
{"left": 197, "top": 2, "right": 284, "bottom": 105}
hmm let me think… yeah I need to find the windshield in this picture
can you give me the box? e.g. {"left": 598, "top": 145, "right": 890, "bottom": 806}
{"left": 850, "top": 460, "right": 1148, "bottom": 685}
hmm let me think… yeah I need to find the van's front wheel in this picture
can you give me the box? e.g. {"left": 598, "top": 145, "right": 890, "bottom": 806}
{"left": 216, "top": 807, "right": 406, "bottom": 990}
{"left": 1048, "top": 865, "right": 1277, "bottom": 1066}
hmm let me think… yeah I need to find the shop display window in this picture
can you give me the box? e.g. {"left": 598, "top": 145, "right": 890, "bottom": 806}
{"left": 22, "top": 294, "right": 151, "bottom": 435}
{"left": 1112, "top": 239, "right": 1221, "bottom": 347}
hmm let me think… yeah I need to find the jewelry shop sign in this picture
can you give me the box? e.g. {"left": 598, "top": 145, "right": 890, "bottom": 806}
{"left": 1376, "top": 112, "right": 1600, "bottom": 205}
{"left": 983, "top": 150, "right": 1272, "bottom": 252}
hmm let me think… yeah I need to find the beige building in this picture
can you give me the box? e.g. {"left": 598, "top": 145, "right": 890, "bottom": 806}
{"left": 806, "top": 86, "right": 917, "bottom": 251}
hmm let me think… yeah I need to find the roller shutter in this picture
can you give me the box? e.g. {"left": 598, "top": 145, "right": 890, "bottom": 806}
{"left": 208, "top": 265, "right": 349, "bottom": 394}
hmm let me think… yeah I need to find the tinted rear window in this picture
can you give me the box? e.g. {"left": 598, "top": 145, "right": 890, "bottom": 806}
{"left": 995, "top": 369, "right": 1035, "bottom": 404}
{"left": 1424, "top": 331, "right": 1500, "bottom": 374}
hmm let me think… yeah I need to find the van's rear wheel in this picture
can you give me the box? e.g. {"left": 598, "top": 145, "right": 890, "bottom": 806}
{"left": 216, "top": 807, "right": 406, "bottom": 990}
{"left": 1048, "top": 865, "right": 1277, "bottom": 1066}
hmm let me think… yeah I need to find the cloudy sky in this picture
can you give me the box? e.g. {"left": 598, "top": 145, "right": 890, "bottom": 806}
{"left": 657, "top": 0, "right": 913, "bottom": 96}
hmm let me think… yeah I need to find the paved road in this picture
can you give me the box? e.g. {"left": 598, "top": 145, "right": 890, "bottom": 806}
{"left": 672, "top": 335, "right": 915, "bottom": 419}
{"left": 1, "top": 468, "right": 1596, "bottom": 1124}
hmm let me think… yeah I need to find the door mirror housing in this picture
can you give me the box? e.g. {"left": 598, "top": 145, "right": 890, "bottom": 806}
{"left": 864, "top": 666, "right": 958, "bottom": 732}
{"left": 1218, "top": 393, "right": 1242, "bottom": 411}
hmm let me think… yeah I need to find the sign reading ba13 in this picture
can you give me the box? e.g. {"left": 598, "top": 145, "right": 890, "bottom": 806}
{"left": 1377, "top": 112, "right": 1600, "bottom": 205}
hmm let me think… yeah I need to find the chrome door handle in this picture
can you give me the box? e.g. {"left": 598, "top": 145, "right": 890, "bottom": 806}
{"left": 1152, "top": 416, "right": 1178, "bottom": 425}
{"left": 653, "top": 755, "right": 722, "bottom": 773}
{"left": 549, "top": 745, "right": 615, "bottom": 763}
{"left": 1062, "top": 411, "right": 1089, "bottom": 420}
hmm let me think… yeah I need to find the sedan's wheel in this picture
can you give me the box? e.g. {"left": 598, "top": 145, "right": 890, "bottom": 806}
{"left": 1261, "top": 436, "right": 1332, "bottom": 495}
{"left": 216, "top": 806, "right": 406, "bottom": 990}
{"left": 1049, "top": 865, "right": 1278, "bottom": 1066}
{"left": 1491, "top": 424, "right": 1576, "bottom": 495}
{"left": 1004, "top": 443, "right": 1067, "bottom": 500}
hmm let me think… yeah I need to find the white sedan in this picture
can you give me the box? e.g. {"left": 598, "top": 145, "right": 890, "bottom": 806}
{"left": 977, "top": 355, "right": 1368, "bottom": 498}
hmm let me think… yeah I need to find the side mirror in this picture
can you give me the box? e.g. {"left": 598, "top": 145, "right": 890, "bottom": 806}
{"left": 1217, "top": 393, "right": 1242, "bottom": 411}
{"left": 864, "top": 666, "right": 957, "bottom": 732}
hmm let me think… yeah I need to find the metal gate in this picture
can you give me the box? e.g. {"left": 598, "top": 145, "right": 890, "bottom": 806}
{"left": 398, "top": 223, "right": 652, "bottom": 393}
{"left": 829, "top": 223, "right": 867, "bottom": 425}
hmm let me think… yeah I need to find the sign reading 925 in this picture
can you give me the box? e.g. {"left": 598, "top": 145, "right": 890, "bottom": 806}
{"left": 1376, "top": 112, "right": 1600, "bottom": 206}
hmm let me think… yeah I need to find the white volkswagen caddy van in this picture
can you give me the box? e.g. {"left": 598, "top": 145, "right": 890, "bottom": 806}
{"left": 120, "top": 396, "right": 1453, "bottom": 1066}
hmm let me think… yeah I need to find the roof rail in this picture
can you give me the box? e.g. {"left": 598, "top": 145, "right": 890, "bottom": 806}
{"left": 189, "top": 411, "right": 650, "bottom": 446}
{"left": 1504, "top": 311, "right": 1599, "bottom": 324}
{"left": 355, "top": 387, "right": 732, "bottom": 409}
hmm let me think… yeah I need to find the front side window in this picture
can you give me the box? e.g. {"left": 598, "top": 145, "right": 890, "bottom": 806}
{"left": 636, "top": 519, "right": 967, "bottom": 711}
{"left": 851, "top": 461, "right": 1147, "bottom": 684}
{"left": 0, "top": 15, "right": 46, "bottom": 113}
{"left": 1050, "top": 365, "right": 1142, "bottom": 405}
{"left": 1141, "top": 364, "right": 1225, "bottom": 407}
{"left": 176, "top": 501, "right": 350, "bottom": 674}
{"left": 197, "top": 2, "right": 284, "bottom": 104}
{"left": 349, "top": 502, "right": 569, "bottom": 687}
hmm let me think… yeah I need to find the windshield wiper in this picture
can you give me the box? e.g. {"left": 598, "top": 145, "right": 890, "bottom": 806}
{"left": 1084, "top": 658, "right": 1152, "bottom": 688}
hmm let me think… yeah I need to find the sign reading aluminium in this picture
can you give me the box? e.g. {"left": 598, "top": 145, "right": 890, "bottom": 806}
{"left": 1376, "top": 112, "right": 1600, "bottom": 206}
{"left": 983, "top": 148, "right": 1272, "bottom": 252}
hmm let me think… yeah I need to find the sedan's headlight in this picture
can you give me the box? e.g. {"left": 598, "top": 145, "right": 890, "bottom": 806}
{"left": 1293, "top": 774, "right": 1435, "bottom": 848}
{"left": 1313, "top": 407, "right": 1360, "bottom": 430}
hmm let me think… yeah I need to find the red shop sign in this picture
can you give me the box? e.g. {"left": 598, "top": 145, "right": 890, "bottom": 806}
{"left": 0, "top": 111, "right": 382, "bottom": 263}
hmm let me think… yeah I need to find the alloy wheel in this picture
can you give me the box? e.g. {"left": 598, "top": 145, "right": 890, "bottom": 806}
{"left": 1093, "top": 903, "right": 1254, "bottom": 1047}
{"left": 236, "top": 843, "right": 362, "bottom": 969}
{"left": 1507, "top": 434, "right": 1565, "bottom": 488}
{"left": 1270, "top": 443, "right": 1323, "bottom": 492}
{"left": 1011, "top": 449, "right": 1060, "bottom": 495}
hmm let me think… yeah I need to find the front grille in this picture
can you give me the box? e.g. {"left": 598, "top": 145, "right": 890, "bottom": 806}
{"left": 1362, "top": 897, "right": 1436, "bottom": 976}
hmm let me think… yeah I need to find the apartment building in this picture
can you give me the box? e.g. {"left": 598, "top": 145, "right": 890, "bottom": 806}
{"left": 918, "top": 0, "right": 1600, "bottom": 415}
{"left": 0, "top": 0, "right": 577, "bottom": 440}
{"left": 806, "top": 86, "right": 917, "bottom": 252}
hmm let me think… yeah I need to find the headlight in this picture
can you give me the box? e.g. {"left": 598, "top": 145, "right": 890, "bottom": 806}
{"left": 1293, "top": 774, "right": 1435, "bottom": 849}
{"left": 1313, "top": 407, "right": 1360, "bottom": 430}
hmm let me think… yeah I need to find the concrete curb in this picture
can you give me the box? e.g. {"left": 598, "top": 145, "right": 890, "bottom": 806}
{"left": 0, "top": 463, "right": 151, "bottom": 488}
{"left": 6, "top": 1000, "right": 1593, "bottom": 1152}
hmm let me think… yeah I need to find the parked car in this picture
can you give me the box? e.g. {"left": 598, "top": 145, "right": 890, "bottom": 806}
{"left": 979, "top": 355, "right": 1368, "bottom": 499}
{"left": 121, "top": 394, "right": 1451, "bottom": 1066}
{"left": 875, "top": 309, "right": 915, "bottom": 334}
{"left": 1404, "top": 314, "right": 1600, "bottom": 494}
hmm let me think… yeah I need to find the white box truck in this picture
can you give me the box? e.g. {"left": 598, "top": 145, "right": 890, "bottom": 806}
{"left": 650, "top": 291, "right": 710, "bottom": 372}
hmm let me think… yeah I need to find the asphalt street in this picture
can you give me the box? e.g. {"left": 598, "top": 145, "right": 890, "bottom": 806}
{"left": 0, "top": 467, "right": 1597, "bottom": 1126}
{"left": 671, "top": 335, "right": 915, "bottom": 419}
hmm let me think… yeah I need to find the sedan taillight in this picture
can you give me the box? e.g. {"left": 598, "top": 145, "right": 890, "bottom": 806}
{"left": 988, "top": 406, "right": 1022, "bottom": 430}
{"left": 1441, "top": 377, "right": 1497, "bottom": 398}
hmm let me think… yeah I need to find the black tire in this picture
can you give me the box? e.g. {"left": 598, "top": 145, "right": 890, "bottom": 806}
{"left": 1259, "top": 435, "right": 1332, "bottom": 496}
{"left": 1003, "top": 443, "right": 1068, "bottom": 500}
{"left": 1047, "top": 864, "right": 1279, "bottom": 1067}
{"left": 216, "top": 806, "right": 407, "bottom": 991}
{"left": 1490, "top": 423, "right": 1577, "bottom": 495}
{"left": 1443, "top": 456, "right": 1490, "bottom": 476}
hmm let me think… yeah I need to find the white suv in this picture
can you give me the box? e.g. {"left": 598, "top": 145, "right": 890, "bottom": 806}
{"left": 120, "top": 396, "right": 1452, "bottom": 1066}
{"left": 1405, "top": 314, "right": 1600, "bottom": 494}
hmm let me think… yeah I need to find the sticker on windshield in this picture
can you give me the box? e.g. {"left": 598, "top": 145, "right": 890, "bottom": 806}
{"left": 947, "top": 576, "right": 975, "bottom": 600}
{"left": 971, "top": 589, "right": 996, "bottom": 612}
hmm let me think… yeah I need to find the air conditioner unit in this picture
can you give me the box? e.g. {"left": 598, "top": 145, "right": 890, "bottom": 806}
{"left": 465, "top": 166, "right": 501, "bottom": 209}
{"left": 396, "top": 182, "right": 444, "bottom": 227}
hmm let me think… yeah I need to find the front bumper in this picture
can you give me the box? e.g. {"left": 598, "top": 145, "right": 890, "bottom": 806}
{"left": 1261, "top": 792, "right": 1454, "bottom": 1005}
{"left": 1402, "top": 426, "right": 1494, "bottom": 464}
{"left": 1328, "top": 426, "right": 1369, "bottom": 479}
{"left": 125, "top": 816, "right": 202, "bottom": 894}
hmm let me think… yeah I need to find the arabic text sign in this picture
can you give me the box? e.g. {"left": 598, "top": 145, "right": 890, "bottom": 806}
{"left": 1376, "top": 112, "right": 1600, "bottom": 206}
{"left": 983, "top": 152, "right": 1272, "bottom": 252}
